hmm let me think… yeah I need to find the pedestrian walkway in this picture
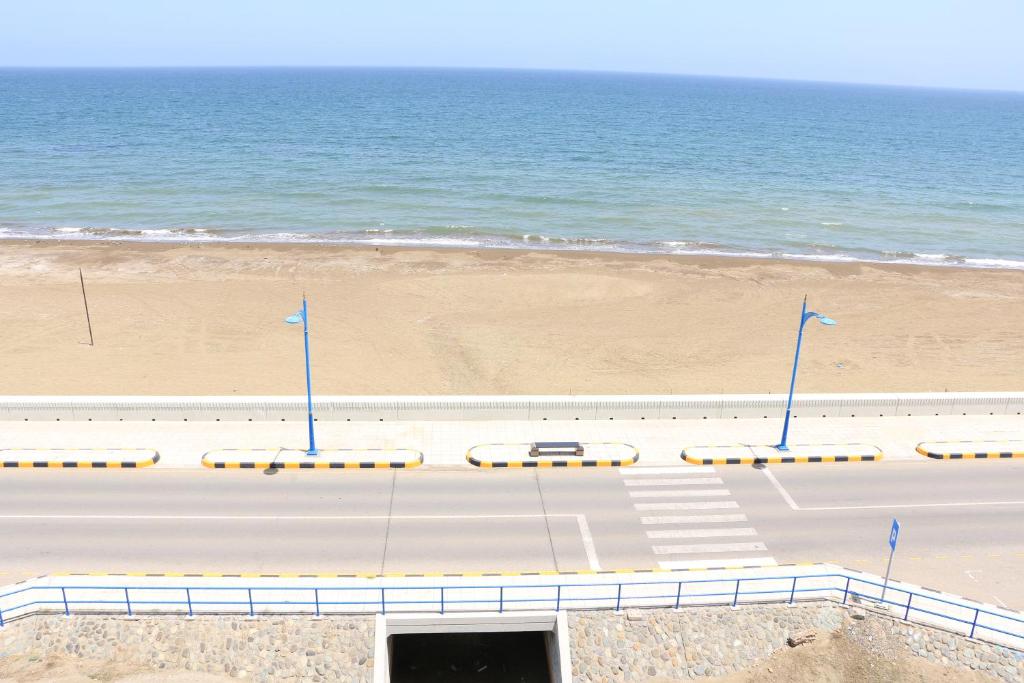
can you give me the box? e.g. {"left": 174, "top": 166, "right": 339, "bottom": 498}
{"left": 618, "top": 465, "right": 775, "bottom": 570}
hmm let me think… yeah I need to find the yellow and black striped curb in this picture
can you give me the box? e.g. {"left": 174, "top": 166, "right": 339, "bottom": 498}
{"left": 53, "top": 563, "right": 813, "bottom": 580}
{"left": 466, "top": 442, "right": 639, "bottom": 469}
{"left": 681, "top": 444, "right": 883, "bottom": 466}
{"left": 0, "top": 449, "right": 160, "bottom": 469}
{"left": 916, "top": 443, "right": 1024, "bottom": 460}
{"left": 201, "top": 448, "right": 423, "bottom": 470}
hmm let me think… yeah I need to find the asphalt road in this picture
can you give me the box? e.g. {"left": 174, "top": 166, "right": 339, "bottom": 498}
{"left": 1, "top": 460, "right": 1022, "bottom": 608}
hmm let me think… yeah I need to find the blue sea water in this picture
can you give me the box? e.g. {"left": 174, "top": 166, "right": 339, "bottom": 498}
{"left": 1, "top": 67, "right": 1022, "bottom": 268}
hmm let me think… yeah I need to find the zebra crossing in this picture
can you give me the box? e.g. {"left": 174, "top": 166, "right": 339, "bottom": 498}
{"left": 619, "top": 465, "right": 776, "bottom": 570}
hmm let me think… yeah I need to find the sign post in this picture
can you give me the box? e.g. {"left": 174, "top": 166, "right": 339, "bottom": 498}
{"left": 881, "top": 518, "right": 900, "bottom": 605}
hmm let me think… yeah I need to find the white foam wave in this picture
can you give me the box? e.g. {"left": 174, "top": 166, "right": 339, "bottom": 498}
{"left": 963, "top": 257, "right": 1024, "bottom": 270}
{"left": 362, "top": 237, "right": 483, "bottom": 247}
{"left": 2, "top": 225, "right": 1022, "bottom": 270}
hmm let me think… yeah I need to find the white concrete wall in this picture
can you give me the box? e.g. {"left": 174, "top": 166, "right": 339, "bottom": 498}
{"left": 0, "top": 392, "right": 1020, "bottom": 422}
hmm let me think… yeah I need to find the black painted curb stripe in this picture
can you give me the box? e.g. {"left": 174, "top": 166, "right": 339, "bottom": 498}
{"left": 1, "top": 453, "right": 161, "bottom": 468}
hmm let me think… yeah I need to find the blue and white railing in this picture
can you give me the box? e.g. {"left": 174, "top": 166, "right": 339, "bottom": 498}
{"left": 1, "top": 565, "right": 1021, "bottom": 651}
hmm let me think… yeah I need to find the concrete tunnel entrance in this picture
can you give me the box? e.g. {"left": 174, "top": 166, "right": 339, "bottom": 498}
{"left": 389, "top": 631, "right": 549, "bottom": 682}
{"left": 374, "top": 611, "right": 571, "bottom": 683}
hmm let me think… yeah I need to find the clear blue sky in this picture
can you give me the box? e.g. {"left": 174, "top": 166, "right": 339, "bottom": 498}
{"left": 3, "top": 0, "right": 1023, "bottom": 91}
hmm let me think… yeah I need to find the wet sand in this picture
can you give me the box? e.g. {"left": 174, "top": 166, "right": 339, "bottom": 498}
{"left": 0, "top": 239, "right": 1020, "bottom": 395}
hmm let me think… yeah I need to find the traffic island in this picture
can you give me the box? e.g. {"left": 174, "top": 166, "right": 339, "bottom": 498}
{"left": 681, "top": 443, "right": 882, "bottom": 465}
{"left": 0, "top": 449, "right": 160, "bottom": 468}
{"left": 467, "top": 442, "right": 639, "bottom": 468}
{"left": 916, "top": 441, "right": 1024, "bottom": 460}
{"left": 201, "top": 448, "right": 423, "bottom": 469}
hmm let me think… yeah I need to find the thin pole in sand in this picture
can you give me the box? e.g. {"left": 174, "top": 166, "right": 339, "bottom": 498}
{"left": 78, "top": 268, "right": 95, "bottom": 346}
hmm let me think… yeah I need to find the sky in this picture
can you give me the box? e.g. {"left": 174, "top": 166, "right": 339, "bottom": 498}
{"left": 2, "top": 1, "right": 1023, "bottom": 91}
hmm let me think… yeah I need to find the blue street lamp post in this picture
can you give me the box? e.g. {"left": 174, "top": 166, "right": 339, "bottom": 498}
{"left": 285, "top": 297, "right": 318, "bottom": 456}
{"left": 777, "top": 297, "right": 836, "bottom": 451}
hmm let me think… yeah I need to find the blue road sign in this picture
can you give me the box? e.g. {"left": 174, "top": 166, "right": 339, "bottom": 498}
{"left": 889, "top": 518, "right": 900, "bottom": 551}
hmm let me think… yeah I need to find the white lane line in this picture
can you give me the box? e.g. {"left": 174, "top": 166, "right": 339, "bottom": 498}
{"left": 634, "top": 502, "right": 740, "bottom": 511}
{"left": 619, "top": 466, "right": 716, "bottom": 475}
{"left": 623, "top": 478, "right": 723, "bottom": 487}
{"left": 759, "top": 467, "right": 1024, "bottom": 511}
{"left": 0, "top": 513, "right": 584, "bottom": 521}
{"left": 629, "top": 489, "right": 730, "bottom": 499}
{"left": 762, "top": 467, "right": 801, "bottom": 510}
{"left": 647, "top": 527, "right": 757, "bottom": 540}
{"left": 575, "top": 514, "right": 602, "bottom": 572}
{"left": 641, "top": 514, "right": 747, "bottom": 525}
{"left": 652, "top": 542, "right": 768, "bottom": 555}
{"left": 804, "top": 500, "right": 1024, "bottom": 511}
{"left": 0, "top": 510, "right": 605, "bottom": 572}
{"left": 658, "top": 557, "right": 777, "bottom": 570}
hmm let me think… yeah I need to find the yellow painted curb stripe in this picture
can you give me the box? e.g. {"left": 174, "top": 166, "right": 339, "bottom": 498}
{"left": 915, "top": 443, "right": 1024, "bottom": 460}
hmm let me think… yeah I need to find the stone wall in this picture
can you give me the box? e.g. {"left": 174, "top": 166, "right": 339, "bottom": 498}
{"left": 0, "top": 614, "right": 374, "bottom": 683}
{"left": 843, "top": 607, "right": 1024, "bottom": 683}
{"left": 568, "top": 604, "right": 1024, "bottom": 683}
{"left": 569, "top": 603, "right": 842, "bottom": 681}
{"left": 2, "top": 603, "right": 1022, "bottom": 682}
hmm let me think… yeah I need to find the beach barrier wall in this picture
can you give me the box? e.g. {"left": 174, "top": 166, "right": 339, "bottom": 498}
{"left": 0, "top": 392, "right": 1019, "bottom": 422}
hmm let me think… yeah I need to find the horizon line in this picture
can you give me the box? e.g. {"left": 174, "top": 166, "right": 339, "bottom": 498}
{"left": 0, "top": 64, "right": 1021, "bottom": 95}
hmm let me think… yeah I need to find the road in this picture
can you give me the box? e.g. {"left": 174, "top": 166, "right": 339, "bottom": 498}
{"left": 1, "top": 460, "right": 1022, "bottom": 609}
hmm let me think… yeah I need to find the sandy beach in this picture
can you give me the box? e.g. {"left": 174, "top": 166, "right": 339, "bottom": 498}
{"left": 0, "top": 239, "right": 1020, "bottom": 396}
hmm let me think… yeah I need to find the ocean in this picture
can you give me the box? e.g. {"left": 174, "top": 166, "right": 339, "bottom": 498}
{"left": 1, "top": 67, "right": 1022, "bottom": 268}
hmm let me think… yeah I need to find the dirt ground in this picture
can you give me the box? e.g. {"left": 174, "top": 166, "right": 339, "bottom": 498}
{"left": 708, "top": 630, "right": 993, "bottom": 683}
{"left": 0, "top": 654, "right": 230, "bottom": 683}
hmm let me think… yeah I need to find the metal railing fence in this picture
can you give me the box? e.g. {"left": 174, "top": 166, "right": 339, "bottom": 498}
{"left": 2, "top": 571, "right": 1022, "bottom": 650}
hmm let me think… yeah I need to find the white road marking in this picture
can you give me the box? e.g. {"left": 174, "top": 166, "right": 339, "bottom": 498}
{"left": 619, "top": 466, "right": 716, "bottom": 475}
{"left": 653, "top": 542, "right": 768, "bottom": 555}
{"left": 641, "top": 514, "right": 748, "bottom": 525}
{"left": 634, "top": 502, "right": 740, "bottom": 511}
{"left": 0, "top": 513, "right": 578, "bottom": 521}
{"left": 0, "top": 511, "right": 604, "bottom": 576}
{"left": 629, "top": 489, "right": 730, "bottom": 499}
{"left": 761, "top": 467, "right": 801, "bottom": 510}
{"left": 575, "top": 514, "right": 602, "bottom": 572}
{"left": 760, "top": 467, "right": 1024, "bottom": 510}
{"left": 658, "top": 557, "right": 777, "bottom": 570}
{"left": 647, "top": 528, "right": 757, "bottom": 540}
{"left": 623, "top": 478, "right": 723, "bottom": 487}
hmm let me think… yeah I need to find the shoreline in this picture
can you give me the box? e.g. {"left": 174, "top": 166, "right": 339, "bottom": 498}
{"left": 1, "top": 238, "right": 1021, "bottom": 396}
{"left": 0, "top": 235, "right": 1018, "bottom": 277}
{"left": 1, "top": 232, "right": 1022, "bottom": 272}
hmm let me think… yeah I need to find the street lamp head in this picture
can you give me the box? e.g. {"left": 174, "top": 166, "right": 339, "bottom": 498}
{"left": 285, "top": 312, "right": 304, "bottom": 325}
{"left": 805, "top": 311, "right": 836, "bottom": 326}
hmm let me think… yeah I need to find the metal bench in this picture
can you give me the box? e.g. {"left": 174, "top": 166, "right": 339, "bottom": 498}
{"left": 529, "top": 441, "right": 584, "bottom": 458}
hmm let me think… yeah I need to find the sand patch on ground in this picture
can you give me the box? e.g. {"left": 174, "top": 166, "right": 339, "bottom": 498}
{"left": 707, "top": 631, "right": 992, "bottom": 683}
{"left": 0, "top": 240, "right": 1021, "bottom": 395}
{"left": 0, "top": 653, "right": 230, "bottom": 682}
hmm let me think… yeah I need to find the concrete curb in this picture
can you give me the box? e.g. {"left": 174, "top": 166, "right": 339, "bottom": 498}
{"left": 200, "top": 449, "right": 423, "bottom": 470}
{"left": 0, "top": 449, "right": 160, "bottom": 468}
{"left": 915, "top": 443, "right": 1024, "bottom": 460}
{"left": 466, "top": 443, "right": 639, "bottom": 469}
{"left": 54, "top": 562, "right": 812, "bottom": 580}
{"left": 680, "top": 444, "right": 883, "bottom": 465}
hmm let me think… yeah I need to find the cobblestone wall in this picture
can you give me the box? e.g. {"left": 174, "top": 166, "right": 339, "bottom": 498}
{"left": 843, "top": 607, "right": 1024, "bottom": 683}
{"left": 569, "top": 603, "right": 842, "bottom": 681}
{"left": 568, "top": 604, "right": 1024, "bottom": 683}
{"left": 2, "top": 603, "right": 1021, "bottom": 682}
{"left": 0, "top": 614, "right": 374, "bottom": 683}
